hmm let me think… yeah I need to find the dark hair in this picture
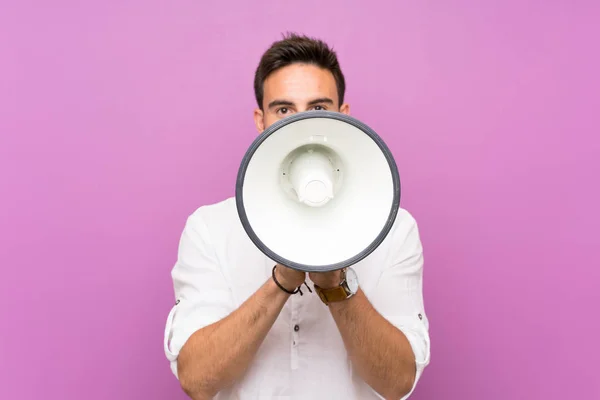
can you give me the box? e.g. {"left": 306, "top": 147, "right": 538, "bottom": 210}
{"left": 253, "top": 33, "right": 346, "bottom": 109}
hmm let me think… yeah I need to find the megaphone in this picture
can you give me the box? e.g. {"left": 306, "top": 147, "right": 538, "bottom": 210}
{"left": 236, "top": 111, "right": 400, "bottom": 272}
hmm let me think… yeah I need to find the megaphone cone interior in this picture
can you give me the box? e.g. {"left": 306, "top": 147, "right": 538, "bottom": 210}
{"left": 236, "top": 111, "right": 400, "bottom": 272}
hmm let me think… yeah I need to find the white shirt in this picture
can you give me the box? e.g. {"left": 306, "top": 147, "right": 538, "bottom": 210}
{"left": 163, "top": 197, "right": 431, "bottom": 399}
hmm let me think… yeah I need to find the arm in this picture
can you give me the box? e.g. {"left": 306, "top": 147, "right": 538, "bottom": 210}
{"left": 177, "top": 267, "right": 302, "bottom": 399}
{"left": 310, "top": 212, "right": 430, "bottom": 399}
{"left": 330, "top": 289, "right": 416, "bottom": 399}
{"left": 163, "top": 211, "right": 305, "bottom": 400}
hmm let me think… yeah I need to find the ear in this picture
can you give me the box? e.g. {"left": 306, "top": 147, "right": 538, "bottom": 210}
{"left": 340, "top": 103, "right": 350, "bottom": 115}
{"left": 253, "top": 108, "right": 265, "bottom": 133}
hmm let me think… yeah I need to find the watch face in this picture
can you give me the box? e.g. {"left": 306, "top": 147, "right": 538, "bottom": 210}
{"left": 345, "top": 268, "right": 359, "bottom": 294}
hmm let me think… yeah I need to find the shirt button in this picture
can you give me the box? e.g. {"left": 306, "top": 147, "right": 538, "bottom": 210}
{"left": 294, "top": 324, "right": 300, "bottom": 332}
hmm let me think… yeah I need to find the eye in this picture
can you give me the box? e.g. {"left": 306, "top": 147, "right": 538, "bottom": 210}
{"left": 277, "top": 107, "right": 289, "bottom": 115}
{"left": 312, "top": 105, "right": 326, "bottom": 111}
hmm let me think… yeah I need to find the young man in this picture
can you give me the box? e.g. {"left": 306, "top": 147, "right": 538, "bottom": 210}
{"left": 164, "top": 33, "right": 430, "bottom": 400}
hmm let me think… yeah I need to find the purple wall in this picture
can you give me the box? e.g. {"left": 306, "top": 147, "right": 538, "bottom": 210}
{"left": 1, "top": 1, "right": 598, "bottom": 399}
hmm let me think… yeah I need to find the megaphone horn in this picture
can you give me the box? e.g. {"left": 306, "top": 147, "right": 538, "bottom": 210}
{"left": 236, "top": 111, "right": 400, "bottom": 273}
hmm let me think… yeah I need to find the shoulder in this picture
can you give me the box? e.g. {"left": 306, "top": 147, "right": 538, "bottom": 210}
{"left": 390, "top": 207, "right": 420, "bottom": 238}
{"left": 188, "top": 196, "right": 236, "bottom": 222}
{"left": 184, "top": 197, "right": 238, "bottom": 237}
{"left": 386, "top": 207, "right": 424, "bottom": 259}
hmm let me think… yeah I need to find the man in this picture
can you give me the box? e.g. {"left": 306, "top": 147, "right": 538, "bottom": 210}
{"left": 163, "top": 33, "right": 430, "bottom": 400}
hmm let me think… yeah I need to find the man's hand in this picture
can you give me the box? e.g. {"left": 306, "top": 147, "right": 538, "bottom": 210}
{"left": 274, "top": 264, "right": 306, "bottom": 291}
{"left": 309, "top": 270, "right": 343, "bottom": 289}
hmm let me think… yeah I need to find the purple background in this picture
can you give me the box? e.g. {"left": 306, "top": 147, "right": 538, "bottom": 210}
{"left": 1, "top": 1, "right": 599, "bottom": 399}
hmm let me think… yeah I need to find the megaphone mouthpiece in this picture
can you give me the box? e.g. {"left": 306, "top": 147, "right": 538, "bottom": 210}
{"left": 288, "top": 147, "right": 335, "bottom": 207}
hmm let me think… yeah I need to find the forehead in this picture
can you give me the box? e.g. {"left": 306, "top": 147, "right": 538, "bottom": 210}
{"left": 263, "top": 63, "right": 338, "bottom": 105}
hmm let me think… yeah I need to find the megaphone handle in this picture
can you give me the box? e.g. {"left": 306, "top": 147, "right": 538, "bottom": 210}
{"left": 271, "top": 265, "right": 313, "bottom": 296}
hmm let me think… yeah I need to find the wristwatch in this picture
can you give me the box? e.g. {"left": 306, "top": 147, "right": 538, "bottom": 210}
{"left": 314, "top": 267, "right": 359, "bottom": 305}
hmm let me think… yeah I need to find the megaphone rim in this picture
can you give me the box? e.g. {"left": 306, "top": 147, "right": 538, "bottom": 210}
{"left": 235, "top": 110, "right": 401, "bottom": 272}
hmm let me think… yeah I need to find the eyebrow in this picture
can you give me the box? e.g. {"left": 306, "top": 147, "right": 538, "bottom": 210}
{"left": 267, "top": 99, "right": 295, "bottom": 109}
{"left": 307, "top": 97, "right": 334, "bottom": 106}
{"left": 267, "top": 97, "right": 335, "bottom": 110}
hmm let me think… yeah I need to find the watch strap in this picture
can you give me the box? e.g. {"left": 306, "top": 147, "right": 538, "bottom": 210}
{"left": 315, "top": 284, "right": 351, "bottom": 305}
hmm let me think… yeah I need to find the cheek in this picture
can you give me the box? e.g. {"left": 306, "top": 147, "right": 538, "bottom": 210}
{"left": 263, "top": 113, "right": 280, "bottom": 129}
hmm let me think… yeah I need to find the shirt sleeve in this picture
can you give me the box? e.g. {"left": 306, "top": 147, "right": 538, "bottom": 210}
{"left": 366, "top": 209, "right": 431, "bottom": 399}
{"left": 163, "top": 211, "right": 235, "bottom": 379}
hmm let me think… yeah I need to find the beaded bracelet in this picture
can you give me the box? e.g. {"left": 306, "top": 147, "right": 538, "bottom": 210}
{"left": 271, "top": 265, "right": 312, "bottom": 296}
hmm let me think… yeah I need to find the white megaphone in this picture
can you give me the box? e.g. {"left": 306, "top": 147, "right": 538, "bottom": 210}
{"left": 236, "top": 111, "right": 400, "bottom": 272}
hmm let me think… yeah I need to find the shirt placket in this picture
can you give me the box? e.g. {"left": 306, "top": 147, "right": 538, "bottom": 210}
{"left": 290, "top": 292, "right": 301, "bottom": 370}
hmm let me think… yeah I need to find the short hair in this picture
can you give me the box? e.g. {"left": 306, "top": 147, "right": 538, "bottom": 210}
{"left": 253, "top": 33, "right": 346, "bottom": 109}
